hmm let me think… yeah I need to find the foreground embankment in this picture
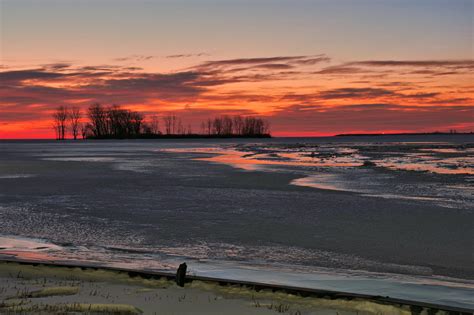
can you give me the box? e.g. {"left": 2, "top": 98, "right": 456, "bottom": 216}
{"left": 0, "top": 260, "right": 471, "bottom": 314}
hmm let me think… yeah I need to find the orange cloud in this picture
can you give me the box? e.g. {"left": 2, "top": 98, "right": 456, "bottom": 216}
{"left": 1, "top": 55, "right": 473, "bottom": 139}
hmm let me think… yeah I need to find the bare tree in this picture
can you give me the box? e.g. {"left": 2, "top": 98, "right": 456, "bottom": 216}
{"left": 163, "top": 115, "right": 173, "bottom": 135}
{"left": 81, "top": 123, "right": 89, "bottom": 139}
{"left": 52, "top": 118, "right": 61, "bottom": 140}
{"left": 130, "top": 111, "right": 144, "bottom": 135}
{"left": 163, "top": 114, "right": 178, "bottom": 135}
{"left": 233, "top": 115, "right": 244, "bottom": 135}
{"left": 149, "top": 115, "right": 160, "bottom": 134}
{"left": 88, "top": 103, "right": 108, "bottom": 137}
{"left": 221, "top": 116, "right": 233, "bottom": 135}
{"left": 52, "top": 106, "right": 68, "bottom": 140}
{"left": 206, "top": 118, "right": 213, "bottom": 135}
{"left": 213, "top": 117, "right": 223, "bottom": 135}
{"left": 176, "top": 118, "right": 184, "bottom": 135}
{"left": 68, "top": 106, "right": 81, "bottom": 140}
{"left": 171, "top": 115, "right": 177, "bottom": 134}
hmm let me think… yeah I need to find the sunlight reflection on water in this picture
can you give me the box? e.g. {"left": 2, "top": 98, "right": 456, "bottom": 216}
{"left": 162, "top": 142, "right": 474, "bottom": 175}
{"left": 162, "top": 142, "right": 474, "bottom": 209}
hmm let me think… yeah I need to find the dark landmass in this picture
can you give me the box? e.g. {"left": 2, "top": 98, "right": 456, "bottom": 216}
{"left": 52, "top": 104, "right": 271, "bottom": 140}
{"left": 336, "top": 132, "right": 473, "bottom": 137}
{"left": 86, "top": 133, "right": 272, "bottom": 140}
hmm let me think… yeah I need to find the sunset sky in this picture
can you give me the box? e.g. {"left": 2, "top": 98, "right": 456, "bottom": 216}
{"left": 1, "top": 0, "right": 473, "bottom": 138}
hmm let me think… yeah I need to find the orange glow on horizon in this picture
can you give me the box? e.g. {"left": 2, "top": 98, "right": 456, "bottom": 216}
{"left": 1, "top": 56, "right": 473, "bottom": 139}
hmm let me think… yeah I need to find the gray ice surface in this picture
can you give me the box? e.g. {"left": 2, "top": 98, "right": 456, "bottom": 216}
{"left": 0, "top": 136, "right": 473, "bottom": 309}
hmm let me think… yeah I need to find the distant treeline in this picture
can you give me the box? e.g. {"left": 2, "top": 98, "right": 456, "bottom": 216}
{"left": 52, "top": 104, "right": 271, "bottom": 140}
{"left": 336, "top": 131, "right": 473, "bottom": 137}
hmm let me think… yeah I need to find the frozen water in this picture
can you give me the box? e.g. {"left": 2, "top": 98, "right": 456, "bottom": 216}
{"left": 0, "top": 136, "right": 473, "bottom": 308}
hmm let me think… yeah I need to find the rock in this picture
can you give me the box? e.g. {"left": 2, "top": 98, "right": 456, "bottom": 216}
{"left": 362, "top": 160, "right": 376, "bottom": 167}
{"left": 176, "top": 262, "right": 187, "bottom": 287}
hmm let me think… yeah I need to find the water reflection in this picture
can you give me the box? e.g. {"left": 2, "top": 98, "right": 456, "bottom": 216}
{"left": 163, "top": 142, "right": 474, "bottom": 175}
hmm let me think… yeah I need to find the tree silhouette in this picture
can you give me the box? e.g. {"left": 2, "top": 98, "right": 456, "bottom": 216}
{"left": 87, "top": 103, "right": 108, "bottom": 138}
{"left": 149, "top": 115, "right": 161, "bottom": 134}
{"left": 68, "top": 106, "right": 81, "bottom": 140}
{"left": 163, "top": 114, "right": 178, "bottom": 135}
{"left": 53, "top": 103, "right": 271, "bottom": 139}
{"left": 52, "top": 106, "right": 68, "bottom": 140}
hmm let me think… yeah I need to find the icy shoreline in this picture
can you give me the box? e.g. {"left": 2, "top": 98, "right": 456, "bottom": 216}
{"left": 1, "top": 235, "right": 473, "bottom": 310}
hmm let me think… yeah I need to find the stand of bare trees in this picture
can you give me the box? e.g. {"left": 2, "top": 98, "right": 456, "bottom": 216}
{"left": 149, "top": 115, "right": 161, "bottom": 135}
{"left": 206, "top": 115, "right": 269, "bottom": 136}
{"left": 163, "top": 114, "right": 178, "bottom": 135}
{"left": 52, "top": 106, "right": 83, "bottom": 140}
{"left": 82, "top": 104, "right": 144, "bottom": 139}
{"left": 52, "top": 103, "right": 271, "bottom": 139}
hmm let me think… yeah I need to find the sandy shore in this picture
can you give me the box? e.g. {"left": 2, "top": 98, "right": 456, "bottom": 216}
{"left": 0, "top": 261, "right": 424, "bottom": 315}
